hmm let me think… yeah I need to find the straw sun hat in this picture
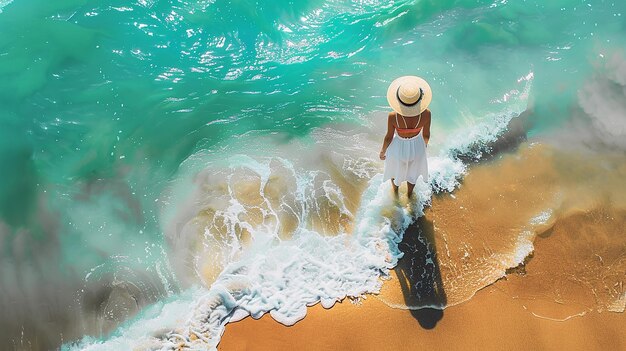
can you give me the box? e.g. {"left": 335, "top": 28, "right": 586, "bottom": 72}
{"left": 386, "top": 76, "right": 432, "bottom": 116}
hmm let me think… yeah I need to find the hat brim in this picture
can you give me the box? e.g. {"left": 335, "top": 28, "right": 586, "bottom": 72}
{"left": 386, "top": 76, "right": 432, "bottom": 116}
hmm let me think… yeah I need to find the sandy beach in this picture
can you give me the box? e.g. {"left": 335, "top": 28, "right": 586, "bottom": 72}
{"left": 219, "top": 280, "right": 626, "bottom": 351}
{"left": 219, "top": 142, "right": 626, "bottom": 350}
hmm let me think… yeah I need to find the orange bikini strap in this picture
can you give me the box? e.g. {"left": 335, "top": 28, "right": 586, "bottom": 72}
{"left": 396, "top": 112, "right": 422, "bottom": 131}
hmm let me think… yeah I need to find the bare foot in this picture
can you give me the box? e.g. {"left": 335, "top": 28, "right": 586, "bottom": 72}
{"left": 407, "top": 182, "right": 415, "bottom": 197}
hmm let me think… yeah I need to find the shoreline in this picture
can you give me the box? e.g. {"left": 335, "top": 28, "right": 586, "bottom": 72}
{"left": 218, "top": 141, "right": 626, "bottom": 350}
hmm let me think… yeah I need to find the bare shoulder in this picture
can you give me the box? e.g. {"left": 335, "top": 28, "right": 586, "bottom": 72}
{"left": 387, "top": 111, "right": 396, "bottom": 124}
{"left": 423, "top": 109, "right": 432, "bottom": 121}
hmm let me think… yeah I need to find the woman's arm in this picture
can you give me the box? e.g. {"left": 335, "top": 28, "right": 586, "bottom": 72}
{"left": 423, "top": 110, "right": 431, "bottom": 146}
{"left": 379, "top": 112, "right": 395, "bottom": 160}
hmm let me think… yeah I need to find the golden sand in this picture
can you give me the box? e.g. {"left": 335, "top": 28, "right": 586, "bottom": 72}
{"left": 219, "top": 285, "right": 626, "bottom": 351}
{"left": 218, "top": 142, "right": 626, "bottom": 350}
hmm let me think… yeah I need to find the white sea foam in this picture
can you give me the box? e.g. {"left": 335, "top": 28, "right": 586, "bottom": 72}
{"left": 67, "top": 164, "right": 472, "bottom": 349}
{"left": 427, "top": 155, "right": 466, "bottom": 192}
{"left": 68, "top": 173, "right": 431, "bottom": 350}
{"left": 157, "top": 174, "right": 433, "bottom": 350}
{"left": 0, "top": 0, "right": 12, "bottom": 13}
{"left": 67, "top": 288, "right": 202, "bottom": 351}
{"left": 607, "top": 292, "right": 626, "bottom": 313}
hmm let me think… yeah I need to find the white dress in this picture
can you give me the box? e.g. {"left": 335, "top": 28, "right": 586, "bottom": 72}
{"left": 383, "top": 113, "right": 429, "bottom": 186}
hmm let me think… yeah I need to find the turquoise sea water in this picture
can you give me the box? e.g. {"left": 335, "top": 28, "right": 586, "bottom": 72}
{"left": 1, "top": 0, "right": 625, "bottom": 349}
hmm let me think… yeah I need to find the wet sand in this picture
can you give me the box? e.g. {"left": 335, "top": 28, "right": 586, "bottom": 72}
{"left": 218, "top": 142, "right": 626, "bottom": 350}
{"left": 219, "top": 282, "right": 626, "bottom": 351}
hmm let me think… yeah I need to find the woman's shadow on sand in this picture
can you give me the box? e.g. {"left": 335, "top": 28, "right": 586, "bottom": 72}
{"left": 395, "top": 213, "right": 447, "bottom": 329}
{"left": 392, "top": 102, "right": 529, "bottom": 329}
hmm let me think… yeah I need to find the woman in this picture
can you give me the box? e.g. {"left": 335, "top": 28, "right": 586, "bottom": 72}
{"left": 379, "top": 76, "right": 431, "bottom": 197}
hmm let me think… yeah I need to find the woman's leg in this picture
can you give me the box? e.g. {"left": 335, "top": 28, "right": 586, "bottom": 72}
{"left": 407, "top": 182, "right": 415, "bottom": 197}
{"left": 391, "top": 178, "right": 399, "bottom": 195}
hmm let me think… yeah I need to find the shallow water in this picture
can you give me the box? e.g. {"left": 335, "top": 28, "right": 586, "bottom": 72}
{"left": 1, "top": 0, "right": 625, "bottom": 349}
